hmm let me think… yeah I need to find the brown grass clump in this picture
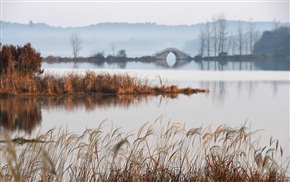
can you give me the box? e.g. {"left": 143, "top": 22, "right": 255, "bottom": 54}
{"left": 0, "top": 71, "right": 208, "bottom": 96}
{"left": 0, "top": 121, "right": 289, "bottom": 181}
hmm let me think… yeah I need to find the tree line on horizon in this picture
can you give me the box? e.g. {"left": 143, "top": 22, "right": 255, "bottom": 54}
{"left": 198, "top": 14, "right": 261, "bottom": 57}
{"left": 198, "top": 14, "right": 290, "bottom": 58}
{"left": 0, "top": 18, "right": 289, "bottom": 71}
{"left": 70, "top": 18, "right": 290, "bottom": 60}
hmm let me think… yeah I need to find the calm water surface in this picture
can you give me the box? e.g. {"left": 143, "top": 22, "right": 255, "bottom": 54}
{"left": 42, "top": 59, "right": 290, "bottom": 71}
{"left": 0, "top": 60, "right": 289, "bottom": 155}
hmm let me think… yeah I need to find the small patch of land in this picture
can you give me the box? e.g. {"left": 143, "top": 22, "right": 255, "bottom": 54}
{"left": 194, "top": 54, "right": 290, "bottom": 62}
{"left": 0, "top": 71, "right": 208, "bottom": 96}
{"left": 42, "top": 55, "right": 157, "bottom": 64}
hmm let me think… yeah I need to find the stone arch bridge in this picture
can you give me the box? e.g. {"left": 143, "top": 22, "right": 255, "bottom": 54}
{"left": 153, "top": 47, "right": 192, "bottom": 68}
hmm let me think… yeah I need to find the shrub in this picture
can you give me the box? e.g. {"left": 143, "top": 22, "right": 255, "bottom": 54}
{"left": 0, "top": 43, "right": 43, "bottom": 76}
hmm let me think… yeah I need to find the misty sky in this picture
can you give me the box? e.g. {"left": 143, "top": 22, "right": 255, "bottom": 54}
{"left": 1, "top": 0, "right": 289, "bottom": 27}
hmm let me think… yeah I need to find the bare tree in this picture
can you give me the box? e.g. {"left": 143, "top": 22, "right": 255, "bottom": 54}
{"left": 111, "top": 43, "right": 117, "bottom": 57}
{"left": 237, "top": 21, "right": 244, "bottom": 55}
{"left": 212, "top": 15, "right": 218, "bottom": 56}
{"left": 226, "top": 33, "right": 233, "bottom": 54}
{"left": 198, "top": 29, "right": 205, "bottom": 57}
{"left": 70, "top": 33, "right": 82, "bottom": 58}
{"left": 231, "top": 35, "right": 237, "bottom": 55}
{"left": 248, "top": 19, "right": 255, "bottom": 54}
{"left": 245, "top": 31, "right": 249, "bottom": 55}
{"left": 204, "top": 20, "right": 211, "bottom": 57}
{"left": 217, "top": 13, "right": 228, "bottom": 54}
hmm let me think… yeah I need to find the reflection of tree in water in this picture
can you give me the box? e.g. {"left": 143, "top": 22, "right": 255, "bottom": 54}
{"left": 196, "top": 59, "right": 290, "bottom": 71}
{"left": 196, "top": 60, "right": 229, "bottom": 71}
{"left": 0, "top": 94, "right": 178, "bottom": 133}
{"left": 41, "top": 94, "right": 177, "bottom": 111}
{"left": 199, "top": 80, "right": 287, "bottom": 104}
{"left": 116, "top": 62, "right": 127, "bottom": 69}
{"left": 254, "top": 60, "right": 290, "bottom": 71}
{"left": 0, "top": 97, "right": 42, "bottom": 134}
{"left": 199, "top": 81, "right": 226, "bottom": 103}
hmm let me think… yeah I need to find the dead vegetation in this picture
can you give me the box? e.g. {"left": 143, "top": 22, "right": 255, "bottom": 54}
{"left": 0, "top": 121, "right": 289, "bottom": 181}
{"left": 0, "top": 71, "right": 208, "bottom": 96}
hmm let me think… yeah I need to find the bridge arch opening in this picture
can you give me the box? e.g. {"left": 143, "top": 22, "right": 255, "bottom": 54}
{"left": 166, "top": 52, "right": 177, "bottom": 67}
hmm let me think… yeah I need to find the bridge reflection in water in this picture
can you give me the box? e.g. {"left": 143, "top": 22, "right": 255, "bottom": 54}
{"left": 166, "top": 52, "right": 176, "bottom": 67}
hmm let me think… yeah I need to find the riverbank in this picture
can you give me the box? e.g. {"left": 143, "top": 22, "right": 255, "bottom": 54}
{"left": 0, "top": 71, "right": 208, "bottom": 96}
{"left": 199, "top": 54, "right": 290, "bottom": 62}
{"left": 0, "top": 122, "right": 288, "bottom": 181}
{"left": 42, "top": 55, "right": 156, "bottom": 64}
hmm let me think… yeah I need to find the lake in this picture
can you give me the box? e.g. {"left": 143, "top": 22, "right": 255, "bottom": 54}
{"left": 42, "top": 58, "right": 290, "bottom": 71}
{"left": 0, "top": 59, "right": 289, "bottom": 156}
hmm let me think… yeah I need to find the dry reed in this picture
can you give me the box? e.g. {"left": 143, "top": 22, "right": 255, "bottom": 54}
{"left": 0, "top": 121, "right": 289, "bottom": 181}
{"left": 0, "top": 71, "right": 208, "bottom": 96}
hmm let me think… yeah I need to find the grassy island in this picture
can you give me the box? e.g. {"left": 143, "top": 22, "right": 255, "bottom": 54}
{"left": 0, "top": 71, "right": 208, "bottom": 96}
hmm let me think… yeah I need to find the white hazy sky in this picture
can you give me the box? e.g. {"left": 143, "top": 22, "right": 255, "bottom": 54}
{"left": 1, "top": 0, "right": 289, "bottom": 27}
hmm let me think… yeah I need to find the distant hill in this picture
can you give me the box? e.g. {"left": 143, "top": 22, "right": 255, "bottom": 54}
{"left": 1, "top": 21, "right": 287, "bottom": 57}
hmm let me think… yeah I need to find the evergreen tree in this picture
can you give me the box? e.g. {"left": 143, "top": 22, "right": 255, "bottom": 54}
{"left": 253, "top": 27, "right": 290, "bottom": 57}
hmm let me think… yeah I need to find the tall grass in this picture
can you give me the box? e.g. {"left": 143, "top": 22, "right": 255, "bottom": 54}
{"left": 0, "top": 121, "right": 289, "bottom": 181}
{"left": 0, "top": 71, "right": 208, "bottom": 96}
